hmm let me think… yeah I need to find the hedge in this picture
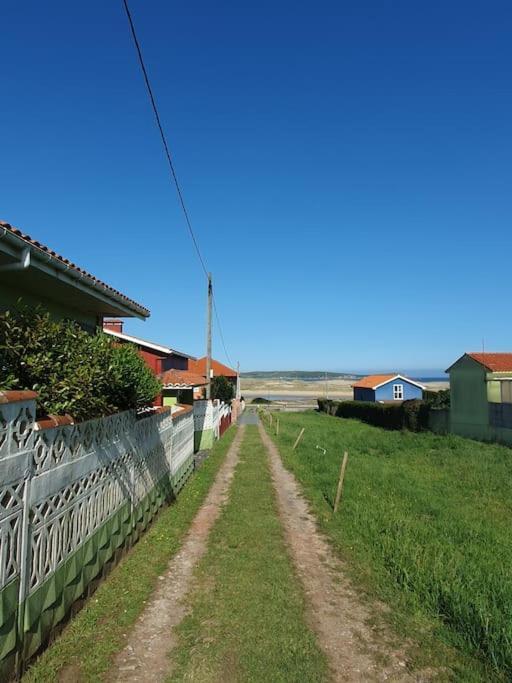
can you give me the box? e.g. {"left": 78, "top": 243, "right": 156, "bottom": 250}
{"left": 317, "top": 398, "right": 430, "bottom": 432}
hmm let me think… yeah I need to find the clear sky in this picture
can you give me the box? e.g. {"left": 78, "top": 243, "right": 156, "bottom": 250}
{"left": 2, "top": 1, "right": 511, "bottom": 373}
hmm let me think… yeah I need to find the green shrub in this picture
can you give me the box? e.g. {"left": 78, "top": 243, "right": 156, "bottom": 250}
{"left": 424, "top": 389, "right": 450, "bottom": 408}
{"left": 402, "top": 399, "right": 430, "bottom": 431}
{"left": 106, "top": 343, "right": 163, "bottom": 411}
{"left": 0, "top": 305, "right": 162, "bottom": 421}
{"left": 336, "top": 400, "right": 404, "bottom": 429}
{"left": 211, "top": 375, "right": 234, "bottom": 403}
{"left": 318, "top": 398, "right": 430, "bottom": 431}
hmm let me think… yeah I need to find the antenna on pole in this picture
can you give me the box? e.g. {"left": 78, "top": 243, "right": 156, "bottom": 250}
{"left": 206, "top": 273, "right": 212, "bottom": 400}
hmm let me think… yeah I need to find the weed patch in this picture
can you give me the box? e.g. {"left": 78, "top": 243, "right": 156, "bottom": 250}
{"left": 262, "top": 411, "right": 510, "bottom": 680}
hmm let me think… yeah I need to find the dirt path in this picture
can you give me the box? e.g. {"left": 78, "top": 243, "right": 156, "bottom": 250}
{"left": 108, "top": 426, "right": 245, "bottom": 682}
{"left": 259, "top": 422, "right": 418, "bottom": 682}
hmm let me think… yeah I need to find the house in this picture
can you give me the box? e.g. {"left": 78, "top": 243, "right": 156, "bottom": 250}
{"left": 159, "top": 368, "right": 208, "bottom": 407}
{"left": 103, "top": 320, "right": 194, "bottom": 374}
{"left": 189, "top": 357, "right": 238, "bottom": 391}
{"left": 446, "top": 352, "right": 512, "bottom": 445}
{"left": 352, "top": 374, "right": 425, "bottom": 402}
{"left": 0, "top": 220, "right": 149, "bottom": 330}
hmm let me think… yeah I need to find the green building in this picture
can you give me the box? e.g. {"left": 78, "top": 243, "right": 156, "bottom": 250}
{"left": 447, "top": 352, "right": 512, "bottom": 445}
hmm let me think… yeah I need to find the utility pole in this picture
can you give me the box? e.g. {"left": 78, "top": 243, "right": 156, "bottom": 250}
{"left": 236, "top": 361, "right": 241, "bottom": 400}
{"left": 206, "top": 273, "right": 213, "bottom": 400}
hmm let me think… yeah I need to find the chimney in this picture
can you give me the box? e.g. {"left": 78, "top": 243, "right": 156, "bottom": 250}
{"left": 103, "top": 319, "right": 124, "bottom": 334}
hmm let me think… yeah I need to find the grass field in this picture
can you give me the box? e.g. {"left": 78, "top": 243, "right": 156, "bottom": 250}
{"left": 262, "top": 410, "right": 512, "bottom": 681}
{"left": 23, "top": 427, "right": 238, "bottom": 682}
{"left": 170, "top": 425, "right": 327, "bottom": 682}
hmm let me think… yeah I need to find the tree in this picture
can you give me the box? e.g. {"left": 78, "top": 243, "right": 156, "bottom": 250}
{"left": 211, "top": 375, "right": 234, "bottom": 403}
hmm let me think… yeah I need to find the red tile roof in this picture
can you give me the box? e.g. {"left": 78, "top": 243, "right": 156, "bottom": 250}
{"left": 352, "top": 374, "right": 396, "bottom": 389}
{"left": 159, "top": 369, "right": 208, "bottom": 388}
{"left": 468, "top": 353, "right": 512, "bottom": 372}
{"left": 0, "top": 220, "right": 150, "bottom": 317}
{"left": 189, "top": 357, "right": 237, "bottom": 378}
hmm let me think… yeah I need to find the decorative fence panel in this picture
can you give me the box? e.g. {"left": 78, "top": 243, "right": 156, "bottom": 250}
{"left": 193, "top": 400, "right": 233, "bottom": 451}
{"left": 0, "top": 393, "right": 194, "bottom": 679}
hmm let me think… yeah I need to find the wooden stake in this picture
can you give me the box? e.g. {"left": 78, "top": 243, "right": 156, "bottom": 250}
{"left": 292, "top": 427, "right": 305, "bottom": 450}
{"left": 276, "top": 418, "right": 279, "bottom": 435}
{"left": 333, "top": 451, "right": 349, "bottom": 513}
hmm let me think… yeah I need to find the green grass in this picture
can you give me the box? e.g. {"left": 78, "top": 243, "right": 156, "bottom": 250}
{"left": 23, "top": 426, "right": 238, "bottom": 683}
{"left": 169, "top": 425, "right": 327, "bottom": 682}
{"left": 262, "top": 410, "right": 512, "bottom": 681}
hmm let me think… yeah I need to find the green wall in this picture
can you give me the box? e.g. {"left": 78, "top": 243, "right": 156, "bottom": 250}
{"left": 450, "top": 355, "right": 490, "bottom": 440}
{"left": 162, "top": 389, "right": 194, "bottom": 407}
{"left": 450, "top": 357, "right": 512, "bottom": 445}
{"left": 194, "top": 428, "right": 214, "bottom": 452}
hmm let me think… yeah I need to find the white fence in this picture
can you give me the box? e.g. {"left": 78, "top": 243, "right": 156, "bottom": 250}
{"left": 193, "top": 399, "right": 238, "bottom": 449}
{"left": 0, "top": 392, "right": 194, "bottom": 678}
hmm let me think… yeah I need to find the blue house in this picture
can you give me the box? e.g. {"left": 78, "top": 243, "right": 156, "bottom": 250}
{"left": 352, "top": 374, "right": 425, "bottom": 402}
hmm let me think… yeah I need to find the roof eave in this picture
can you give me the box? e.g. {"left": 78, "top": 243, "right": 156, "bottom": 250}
{"left": 103, "top": 328, "right": 196, "bottom": 359}
{"left": 0, "top": 225, "right": 150, "bottom": 319}
{"left": 445, "top": 353, "right": 489, "bottom": 373}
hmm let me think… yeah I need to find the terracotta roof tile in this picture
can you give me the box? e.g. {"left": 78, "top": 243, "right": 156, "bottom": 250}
{"left": 159, "top": 369, "right": 208, "bottom": 388}
{"left": 0, "top": 220, "right": 149, "bottom": 317}
{"left": 468, "top": 353, "right": 512, "bottom": 372}
{"left": 352, "top": 374, "right": 397, "bottom": 389}
{"left": 189, "top": 357, "right": 237, "bottom": 378}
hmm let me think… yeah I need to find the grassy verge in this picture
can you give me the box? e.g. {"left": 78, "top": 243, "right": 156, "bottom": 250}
{"left": 170, "top": 425, "right": 327, "bottom": 682}
{"left": 261, "top": 410, "right": 512, "bottom": 681}
{"left": 23, "top": 426, "right": 238, "bottom": 682}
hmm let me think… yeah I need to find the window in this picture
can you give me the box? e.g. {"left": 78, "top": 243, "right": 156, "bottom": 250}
{"left": 501, "top": 381, "right": 512, "bottom": 403}
{"left": 393, "top": 383, "right": 404, "bottom": 400}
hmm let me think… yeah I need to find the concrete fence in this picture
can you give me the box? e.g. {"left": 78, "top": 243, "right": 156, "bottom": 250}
{"left": 0, "top": 391, "right": 195, "bottom": 679}
{"left": 193, "top": 398, "right": 244, "bottom": 451}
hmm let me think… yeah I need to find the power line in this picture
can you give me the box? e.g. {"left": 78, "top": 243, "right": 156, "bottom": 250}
{"left": 213, "top": 295, "right": 234, "bottom": 368}
{"left": 121, "top": 0, "right": 234, "bottom": 367}
{"left": 121, "top": 0, "right": 208, "bottom": 278}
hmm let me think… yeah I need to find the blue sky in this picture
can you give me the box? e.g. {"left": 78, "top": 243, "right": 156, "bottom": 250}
{"left": 2, "top": 1, "right": 511, "bottom": 373}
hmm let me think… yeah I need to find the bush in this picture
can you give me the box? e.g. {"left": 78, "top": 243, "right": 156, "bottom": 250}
{"left": 0, "top": 305, "right": 162, "bottom": 421}
{"left": 317, "top": 398, "right": 429, "bottom": 431}
{"left": 211, "top": 375, "right": 234, "bottom": 403}
{"left": 424, "top": 389, "right": 450, "bottom": 408}
{"left": 402, "top": 399, "right": 430, "bottom": 431}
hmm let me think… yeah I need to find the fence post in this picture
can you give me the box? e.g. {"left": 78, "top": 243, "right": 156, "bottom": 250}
{"left": 333, "top": 451, "right": 349, "bottom": 514}
{"left": 292, "top": 427, "right": 305, "bottom": 450}
{"left": 15, "top": 473, "right": 32, "bottom": 678}
{"left": 276, "top": 418, "right": 279, "bottom": 436}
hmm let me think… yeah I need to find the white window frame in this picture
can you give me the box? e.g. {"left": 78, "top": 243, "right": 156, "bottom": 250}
{"left": 393, "top": 383, "right": 404, "bottom": 400}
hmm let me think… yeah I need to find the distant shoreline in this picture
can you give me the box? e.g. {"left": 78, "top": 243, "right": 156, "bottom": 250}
{"left": 241, "top": 377, "right": 449, "bottom": 402}
{"left": 242, "top": 372, "right": 448, "bottom": 383}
